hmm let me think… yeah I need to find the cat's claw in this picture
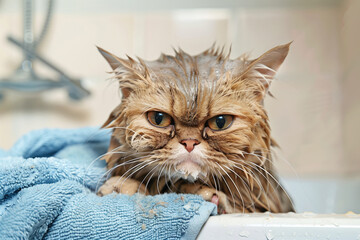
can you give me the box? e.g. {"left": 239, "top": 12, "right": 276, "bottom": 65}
{"left": 211, "top": 194, "right": 219, "bottom": 206}
{"left": 211, "top": 194, "right": 227, "bottom": 214}
{"left": 192, "top": 186, "right": 232, "bottom": 214}
{"left": 97, "top": 176, "right": 149, "bottom": 196}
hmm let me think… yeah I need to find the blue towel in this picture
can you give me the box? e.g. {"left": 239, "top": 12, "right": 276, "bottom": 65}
{"left": 0, "top": 127, "right": 216, "bottom": 239}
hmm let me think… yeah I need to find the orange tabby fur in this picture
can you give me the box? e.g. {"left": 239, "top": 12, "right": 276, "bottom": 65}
{"left": 97, "top": 43, "right": 294, "bottom": 213}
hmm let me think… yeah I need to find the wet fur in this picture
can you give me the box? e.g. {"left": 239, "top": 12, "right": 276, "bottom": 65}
{"left": 97, "top": 43, "right": 294, "bottom": 213}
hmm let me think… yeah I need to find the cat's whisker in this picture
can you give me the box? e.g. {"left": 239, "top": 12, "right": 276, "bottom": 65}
{"left": 144, "top": 164, "right": 162, "bottom": 195}
{"left": 82, "top": 127, "right": 112, "bottom": 145}
{"left": 107, "top": 124, "right": 150, "bottom": 144}
{"left": 242, "top": 155, "right": 277, "bottom": 184}
{"left": 220, "top": 169, "right": 241, "bottom": 214}
{"left": 236, "top": 158, "right": 294, "bottom": 211}
{"left": 107, "top": 151, "right": 154, "bottom": 165}
{"left": 241, "top": 163, "right": 271, "bottom": 208}
{"left": 118, "top": 158, "right": 161, "bottom": 193}
{"left": 99, "top": 155, "right": 147, "bottom": 176}
{"left": 245, "top": 152, "right": 267, "bottom": 166}
{"left": 215, "top": 172, "right": 222, "bottom": 193}
{"left": 244, "top": 161, "right": 284, "bottom": 211}
{"left": 85, "top": 145, "right": 125, "bottom": 173}
{"left": 97, "top": 152, "right": 154, "bottom": 184}
{"left": 117, "top": 162, "right": 150, "bottom": 190}
{"left": 105, "top": 125, "right": 137, "bottom": 134}
{"left": 227, "top": 160, "right": 271, "bottom": 211}
{"left": 105, "top": 154, "right": 153, "bottom": 178}
{"left": 95, "top": 155, "right": 153, "bottom": 193}
{"left": 243, "top": 165, "right": 266, "bottom": 199}
{"left": 230, "top": 159, "right": 276, "bottom": 195}
{"left": 252, "top": 148, "right": 299, "bottom": 180}
{"left": 243, "top": 152, "right": 273, "bottom": 192}
{"left": 156, "top": 162, "right": 168, "bottom": 194}
{"left": 247, "top": 161, "right": 290, "bottom": 196}
{"left": 240, "top": 165, "right": 267, "bottom": 212}
{"left": 102, "top": 154, "right": 153, "bottom": 182}
{"left": 215, "top": 163, "right": 242, "bottom": 213}
{"left": 135, "top": 158, "right": 164, "bottom": 194}
{"left": 248, "top": 152, "right": 277, "bottom": 198}
{"left": 197, "top": 176, "right": 212, "bottom": 189}
{"left": 88, "top": 145, "right": 153, "bottom": 184}
{"left": 136, "top": 163, "right": 157, "bottom": 194}
{"left": 223, "top": 164, "right": 256, "bottom": 212}
{"left": 168, "top": 164, "right": 178, "bottom": 190}
{"left": 273, "top": 152, "right": 298, "bottom": 178}
{"left": 245, "top": 150, "right": 290, "bottom": 178}
{"left": 119, "top": 156, "right": 157, "bottom": 180}
{"left": 228, "top": 158, "right": 263, "bottom": 192}
{"left": 125, "top": 119, "right": 152, "bottom": 142}
{"left": 211, "top": 172, "right": 218, "bottom": 193}
{"left": 163, "top": 164, "right": 175, "bottom": 193}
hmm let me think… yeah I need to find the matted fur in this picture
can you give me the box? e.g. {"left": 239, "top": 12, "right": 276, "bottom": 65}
{"left": 98, "top": 43, "right": 294, "bottom": 213}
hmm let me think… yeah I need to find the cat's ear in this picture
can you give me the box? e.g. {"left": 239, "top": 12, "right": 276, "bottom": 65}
{"left": 97, "top": 46, "right": 124, "bottom": 70}
{"left": 97, "top": 46, "right": 133, "bottom": 98}
{"left": 241, "top": 42, "right": 291, "bottom": 91}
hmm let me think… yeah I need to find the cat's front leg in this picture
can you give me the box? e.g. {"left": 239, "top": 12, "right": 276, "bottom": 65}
{"left": 97, "top": 176, "right": 149, "bottom": 196}
{"left": 179, "top": 184, "right": 234, "bottom": 214}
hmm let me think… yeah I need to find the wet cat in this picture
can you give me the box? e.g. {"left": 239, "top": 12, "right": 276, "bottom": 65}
{"left": 97, "top": 43, "right": 294, "bottom": 214}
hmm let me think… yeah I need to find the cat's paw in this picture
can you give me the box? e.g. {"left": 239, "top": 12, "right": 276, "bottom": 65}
{"left": 97, "top": 176, "right": 148, "bottom": 196}
{"left": 196, "top": 187, "right": 233, "bottom": 214}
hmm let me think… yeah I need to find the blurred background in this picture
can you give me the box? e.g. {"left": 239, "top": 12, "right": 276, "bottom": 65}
{"left": 0, "top": 0, "right": 359, "bottom": 180}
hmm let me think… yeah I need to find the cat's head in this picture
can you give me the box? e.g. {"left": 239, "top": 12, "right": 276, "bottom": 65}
{"left": 98, "top": 43, "right": 290, "bottom": 182}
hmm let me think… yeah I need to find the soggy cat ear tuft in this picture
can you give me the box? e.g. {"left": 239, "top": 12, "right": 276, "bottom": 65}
{"left": 97, "top": 46, "right": 150, "bottom": 99}
{"left": 241, "top": 42, "right": 291, "bottom": 92}
{"left": 97, "top": 46, "right": 126, "bottom": 70}
{"left": 97, "top": 46, "right": 141, "bottom": 72}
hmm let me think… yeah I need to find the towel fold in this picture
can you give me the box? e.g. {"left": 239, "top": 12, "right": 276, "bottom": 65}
{"left": 0, "top": 127, "right": 216, "bottom": 239}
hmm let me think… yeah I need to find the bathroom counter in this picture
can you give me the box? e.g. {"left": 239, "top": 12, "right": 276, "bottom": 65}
{"left": 198, "top": 212, "right": 360, "bottom": 240}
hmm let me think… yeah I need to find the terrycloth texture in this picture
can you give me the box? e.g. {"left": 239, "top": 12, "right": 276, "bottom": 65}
{"left": 0, "top": 127, "right": 216, "bottom": 240}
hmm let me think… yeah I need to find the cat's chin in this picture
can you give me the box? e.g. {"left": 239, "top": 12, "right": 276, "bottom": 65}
{"left": 174, "top": 155, "right": 206, "bottom": 182}
{"left": 175, "top": 160, "right": 202, "bottom": 182}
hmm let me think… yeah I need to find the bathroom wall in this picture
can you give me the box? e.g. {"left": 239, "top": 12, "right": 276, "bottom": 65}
{"left": 341, "top": 0, "right": 360, "bottom": 175}
{"left": 0, "top": 0, "right": 358, "bottom": 177}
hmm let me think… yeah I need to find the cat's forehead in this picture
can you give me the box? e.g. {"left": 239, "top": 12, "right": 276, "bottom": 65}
{"left": 145, "top": 53, "right": 243, "bottom": 81}
{"left": 142, "top": 53, "right": 245, "bottom": 125}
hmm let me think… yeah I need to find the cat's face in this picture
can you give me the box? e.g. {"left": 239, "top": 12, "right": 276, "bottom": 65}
{"left": 99, "top": 44, "right": 290, "bottom": 183}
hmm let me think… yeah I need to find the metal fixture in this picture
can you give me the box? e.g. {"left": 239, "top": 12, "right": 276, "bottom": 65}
{"left": 0, "top": 0, "right": 90, "bottom": 100}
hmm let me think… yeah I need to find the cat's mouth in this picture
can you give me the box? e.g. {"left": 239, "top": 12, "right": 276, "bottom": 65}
{"left": 174, "top": 154, "right": 205, "bottom": 182}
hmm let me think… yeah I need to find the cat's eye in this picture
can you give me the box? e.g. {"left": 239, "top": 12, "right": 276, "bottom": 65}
{"left": 207, "top": 115, "right": 233, "bottom": 131}
{"left": 147, "top": 111, "right": 173, "bottom": 128}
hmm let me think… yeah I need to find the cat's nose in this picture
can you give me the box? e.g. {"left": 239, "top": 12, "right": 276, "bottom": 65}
{"left": 180, "top": 139, "right": 200, "bottom": 153}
